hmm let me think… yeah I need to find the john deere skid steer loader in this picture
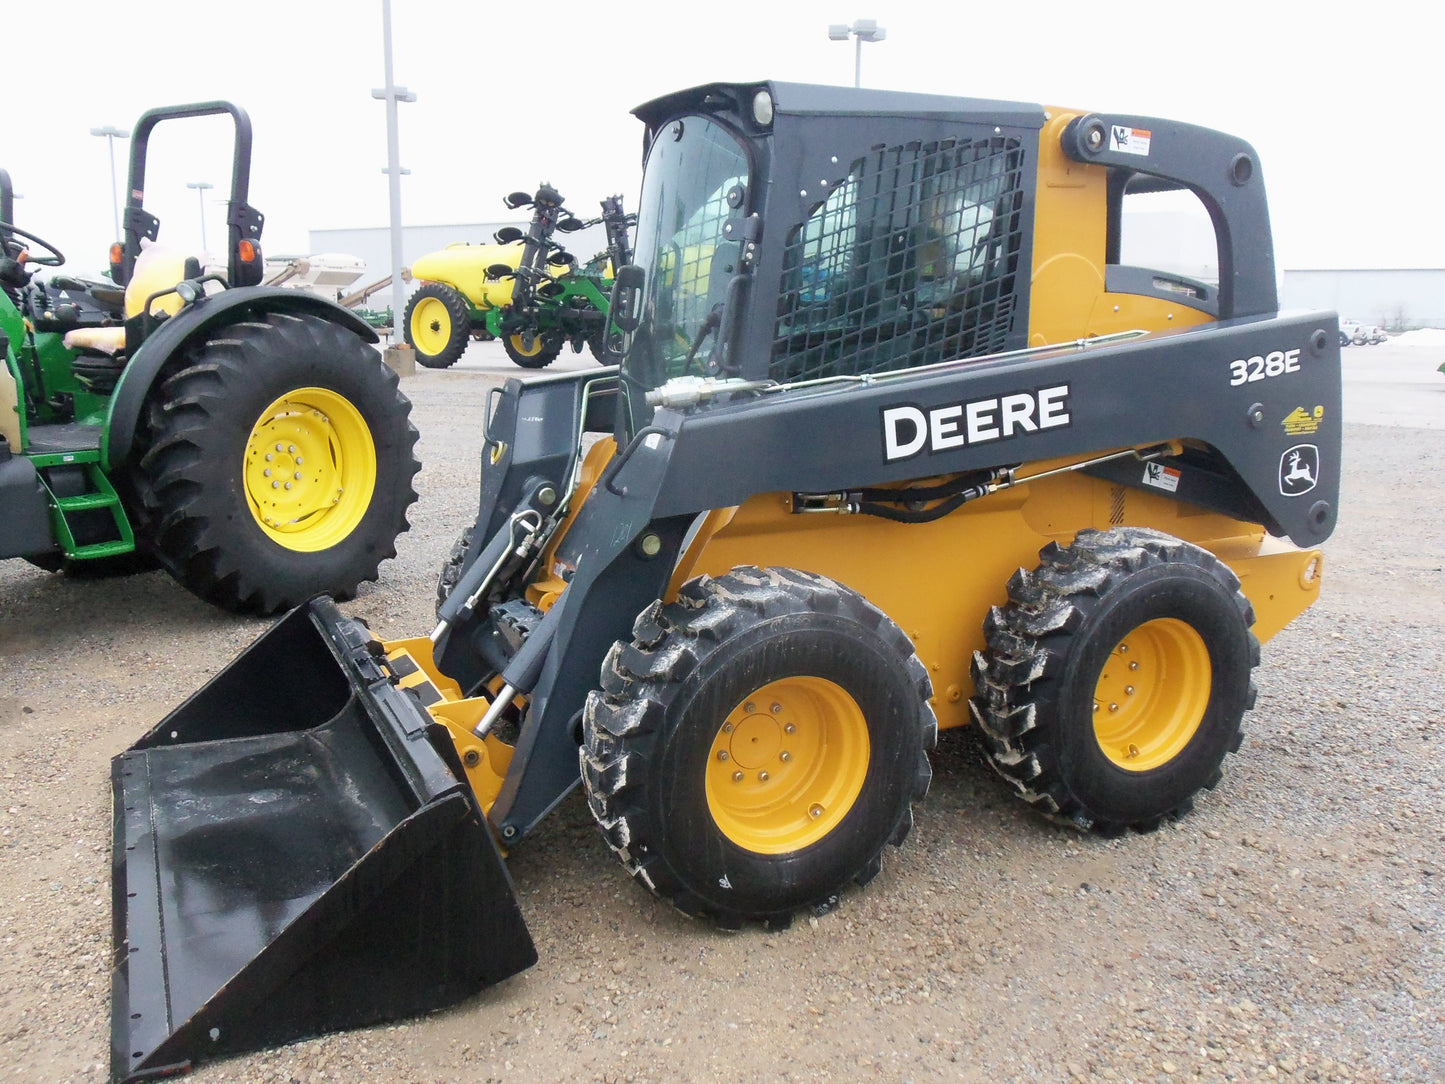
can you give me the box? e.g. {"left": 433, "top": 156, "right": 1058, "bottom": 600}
{"left": 1, "top": 102, "right": 418, "bottom": 614}
{"left": 110, "top": 82, "right": 1339, "bottom": 1081}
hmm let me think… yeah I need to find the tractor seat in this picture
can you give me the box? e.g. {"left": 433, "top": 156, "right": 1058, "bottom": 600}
{"left": 61, "top": 244, "right": 195, "bottom": 358}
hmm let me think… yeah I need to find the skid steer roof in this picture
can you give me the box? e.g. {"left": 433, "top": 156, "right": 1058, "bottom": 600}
{"left": 632, "top": 80, "right": 1048, "bottom": 129}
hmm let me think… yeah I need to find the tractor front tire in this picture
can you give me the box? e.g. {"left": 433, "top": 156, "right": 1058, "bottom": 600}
{"left": 970, "top": 527, "right": 1258, "bottom": 834}
{"left": 404, "top": 283, "right": 472, "bottom": 369}
{"left": 582, "top": 566, "right": 935, "bottom": 928}
{"left": 502, "top": 330, "right": 563, "bottom": 369}
{"left": 134, "top": 311, "right": 420, "bottom": 614}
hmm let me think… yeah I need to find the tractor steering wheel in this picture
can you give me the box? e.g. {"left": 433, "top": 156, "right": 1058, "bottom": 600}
{"left": 0, "top": 222, "right": 66, "bottom": 267}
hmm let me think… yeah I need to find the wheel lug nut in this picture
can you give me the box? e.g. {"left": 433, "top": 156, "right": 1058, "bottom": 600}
{"left": 758, "top": 771, "right": 769, "bottom": 782}
{"left": 784, "top": 723, "right": 796, "bottom": 734}
{"left": 779, "top": 751, "right": 791, "bottom": 762}
{"left": 263, "top": 469, "right": 271, "bottom": 477}
{"left": 1126, "top": 744, "right": 1140, "bottom": 758}
{"left": 1093, "top": 702, "right": 1100, "bottom": 713}
{"left": 284, "top": 482, "right": 292, "bottom": 490}
{"left": 717, "top": 750, "right": 729, "bottom": 761}
{"left": 732, "top": 771, "right": 743, "bottom": 783}
{"left": 809, "top": 804, "right": 824, "bottom": 818}
{"left": 1129, "top": 661, "right": 1139, "bottom": 671}
{"left": 265, "top": 453, "right": 273, "bottom": 461}
{"left": 1119, "top": 644, "right": 1129, "bottom": 653}
{"left": 1125, "top": 685, "right": 1135, "bottom": 696}
{"left": 722, "top": 722, "right": 734, "bottom": 733}
{"left": 770, "top": 703, "right": 782, "bottom": 714}
{"left": 288, "top": 444, "right": 296, "bottom": 453}
{"left": 294, "top": 472, "right": 302, "bottom": 480}
{"left": 1109, "top": 703, "right": 1119, "bottom": 712}
{"left": 272, "top": 481, "right": 280, "bottom": 489}
{"left": 295, "top": 457, "right": 303, "bottom": 466}
{"left": 743, "top": 701, "right": 755, "bottom": 713}
{"left": 275, "top": 443, "right": 283, "bottom": 452}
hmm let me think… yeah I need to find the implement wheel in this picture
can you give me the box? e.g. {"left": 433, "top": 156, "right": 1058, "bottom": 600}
{"left": 970, "top": 527, "right": 1258, "bottom": 834}
{"left": 502, "top": 330, "right": 563, "bottom": 369}
{"left": 134, "top": 311, "right": 419, "bottom": 614}
{"left": 404, "top": 283, "right": 472, "bottom": 369}
{"left": 582, "top": 566, "right": 935, "bottom": 928}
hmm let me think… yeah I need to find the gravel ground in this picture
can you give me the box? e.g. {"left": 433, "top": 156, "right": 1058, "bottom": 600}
{"left": 1, "top": 340, "right": 1441, "bottom": 1083}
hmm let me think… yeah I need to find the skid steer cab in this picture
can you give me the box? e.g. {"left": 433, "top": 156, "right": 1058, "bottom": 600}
{"left": 111, "top": 81, "right": 1340, "bottom": 1081}
{"left": 1, "top": 101, "right": 418, "bottom": 614}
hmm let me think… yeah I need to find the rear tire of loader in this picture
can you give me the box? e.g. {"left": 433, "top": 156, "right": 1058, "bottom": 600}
{"left": 134, "top": 312, "right": 420, "bottom": 614}
{"left": 970, "top": 527, "right": 1258, "bottom": 834}
{"left": 581, "top": 566, "right": 935, "bottom": 928}
{"left": 404, "top": 283, "right": 472, "bottom": 369}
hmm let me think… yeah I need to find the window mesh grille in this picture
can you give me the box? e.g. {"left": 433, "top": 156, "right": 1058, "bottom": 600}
{"left": 772, "top": 137, "right": 1026, "bottom": 382}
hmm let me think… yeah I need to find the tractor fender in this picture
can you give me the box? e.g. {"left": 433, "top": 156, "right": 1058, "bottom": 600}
{"left": 102, "top": 287, "right": 379, "bottom": 470}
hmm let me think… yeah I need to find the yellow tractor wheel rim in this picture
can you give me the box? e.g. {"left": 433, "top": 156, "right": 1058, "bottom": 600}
{"left": 243, "top": 387, "right": 377, "bottom": 552}
{"left": 704, "top": 677, "right": 870, "bottom": 854}
{"left": 1093, "top": 617, "right": 1211, "bottom": 772}
{"left": 508, "top": 333, "right": 546, "bottom": 357}
{"left": 410, "top": 296, "right": 453, "bottom": 356}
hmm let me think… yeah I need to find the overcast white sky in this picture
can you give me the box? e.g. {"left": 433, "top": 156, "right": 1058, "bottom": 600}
{"left": 5, "top": 0, "right": 1441, "bottom": 277}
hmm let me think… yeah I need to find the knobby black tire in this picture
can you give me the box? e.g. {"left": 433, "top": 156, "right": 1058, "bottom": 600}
{"left": 403, "top": 283, "right": 472, "bottom": 369}
{"left": 502, "top": 330, "right": 563, "bottom": 369}
{"left": 434, "top": 525, "right": 474, "bottom": 620}
{"left": 133, "top": 311, "right": 420, "bottom": 614}
{"left": 581, "top": 565, "right": 936, "bottom": 929}
{"left": 970, "top": 526, "right": 1259, "bottom": 834}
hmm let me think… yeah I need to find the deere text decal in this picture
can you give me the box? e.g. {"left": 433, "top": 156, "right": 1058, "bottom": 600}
{"left": 882, "top": 385, "right": 1071, "bottom": 462}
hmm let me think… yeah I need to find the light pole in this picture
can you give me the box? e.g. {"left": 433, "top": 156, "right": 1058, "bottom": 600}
{"left": 90, "top": 125, "right": 130, "bottom": 241}
{"left": 827, "top": 19, "right": 887, "bottom": 88}
{"left": 372, "top": 0, "right": 417, "bottom": 331}
{"left": 186, "top": 181, "right": 214, "bottom": 251}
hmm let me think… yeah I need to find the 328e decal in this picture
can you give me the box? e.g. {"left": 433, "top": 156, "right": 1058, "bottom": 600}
{"left": 1229, "top": 348, "right": 1299, "bottom": 386}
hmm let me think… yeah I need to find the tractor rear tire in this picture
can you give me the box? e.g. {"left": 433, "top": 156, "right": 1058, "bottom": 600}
{"left": 581, "top": 566, "right": 935, "bottom": 928}
{"left": 970, "top": 527, "right": 1258, "bottom": 834}
{"left": 404, "top": 283, "right": 472, "bottom": 369}
{"left": 502, "top": 330, "right": 563, "bottom": 369}
{"left": 134, "top": 311, "right": 419, "bottom": 614}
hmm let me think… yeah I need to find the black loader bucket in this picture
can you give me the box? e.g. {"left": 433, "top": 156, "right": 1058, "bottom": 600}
{"left": 110, "top": 599, "right": 536, "bottom": 1083}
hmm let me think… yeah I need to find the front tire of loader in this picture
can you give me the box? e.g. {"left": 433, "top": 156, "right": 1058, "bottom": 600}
{"left": 404, "top": 283, "right": 472, "bottom": 369}
{"left": 581, "top": 566, "right": 936, "bottom": 928}
{"left": 434, "top": 525, "right": 474, "bottom": 620}
{"left": 134, "top": 311, "right": 420, "bottom": 614}
{"left": 970, "top": 527, "right": 1258, "bottom": 834}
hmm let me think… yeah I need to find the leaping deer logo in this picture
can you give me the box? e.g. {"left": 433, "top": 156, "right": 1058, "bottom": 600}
{"left": 1279, "top": 444, "right": 1320, "bottom": 496}
{"left": 1283, "top": 450, "right": 1315, "bottom": 488}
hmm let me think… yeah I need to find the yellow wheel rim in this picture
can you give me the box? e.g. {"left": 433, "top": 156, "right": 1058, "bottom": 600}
{"left": 1093, "top": 618, "right": 1211, "bottom": 772}
{"left": 508, "top": 333, "right": 545, "bottom": 357}
{"left": 704, "top": 677, "right": 870, "bottom": 854}
{"left": 410, "top": 296, "right": 452, "bottom": 356}
{"left": 243, "top": 387, "right": 377, "bottom": 552}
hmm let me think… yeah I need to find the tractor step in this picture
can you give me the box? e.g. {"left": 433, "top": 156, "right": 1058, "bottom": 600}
{"left": 110, "top": 599, "right": 536, "bottom": 1083}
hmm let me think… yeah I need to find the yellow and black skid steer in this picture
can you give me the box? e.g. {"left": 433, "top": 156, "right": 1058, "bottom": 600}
{"left": 111, "top": 81, "right": 1340, "bottom": 1081}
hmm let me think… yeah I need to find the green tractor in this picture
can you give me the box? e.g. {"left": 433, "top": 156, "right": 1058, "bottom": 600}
{"left": 403, "top": 185, "right": 633, "bottom": 369}
{"left": 0, "top": 102, "right": 419, "bottom": 614}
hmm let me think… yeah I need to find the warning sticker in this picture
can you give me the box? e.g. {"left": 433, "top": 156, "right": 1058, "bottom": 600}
{"left": 1282, "top": 405, "right": 1325, "bottom": 436}
{"left": 1109, "top": 125, "right": 1152, "bottom": 156}
{"left": 1142, "top": 462, "right": 1181, "bottom": 493}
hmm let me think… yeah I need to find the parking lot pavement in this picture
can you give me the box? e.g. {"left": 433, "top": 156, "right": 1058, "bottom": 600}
{"left": 1340, "top": 339, "right": 1445, "bottom": 428}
